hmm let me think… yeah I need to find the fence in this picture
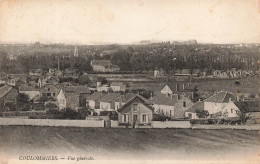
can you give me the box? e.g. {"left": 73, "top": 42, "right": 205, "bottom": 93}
{"left": 151, "top": 121, "right": 191, "bottom": 128}
{"left": 0, "top": 118, "right": 104, "bottom": 128}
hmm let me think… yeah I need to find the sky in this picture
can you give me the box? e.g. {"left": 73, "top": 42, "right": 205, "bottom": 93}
{"left": 0, "top": 0, "right": 260, "bottom": 44}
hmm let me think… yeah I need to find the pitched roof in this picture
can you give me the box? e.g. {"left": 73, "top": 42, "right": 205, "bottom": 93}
{"left": 18, "top": 85, "right": 38, "bottom": 91}
{"left": 115, "top": 93, "right": 147, "bottom": 103}
{"left": 185, "top": 101, "right": 204, "bottom": 113}
{"left": 64, "top": 86, "right": 91, "bottom": 94}
{"left": 204, "top": 91, "right": 236, "bottom": 103}
{"left": 99, "top": 93, "right": 121, "bottom": 103}
{"left": 117, "top": 95, "right": 153, "bottom": 112}
{"left": 110, "top": 82, "right": 125, "bottom": 86}
{"left": 148, "top": 93, "right": 178, "bottom": 106}
{"left": 234, "top": 101, "right": 260, "bottom": 113}
{"left": 161, "top": 82, "right": 193, "bottom": 93}
{"left": 87, "top": 92, "right": 106, "bottom": 101}
{"left": 0, "top": 85, "right": 14, "bottom": 99}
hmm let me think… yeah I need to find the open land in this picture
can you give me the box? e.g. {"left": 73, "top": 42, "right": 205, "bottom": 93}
{"left": 0, "top": 126, "right": 259, "bottom": 161}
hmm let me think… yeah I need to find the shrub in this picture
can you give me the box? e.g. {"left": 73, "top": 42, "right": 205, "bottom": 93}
{"left": 152, "top": 114, "right": 171, "bottom": 121}
{"left": 99, "top": 111, "right": 118, "bottom": 120}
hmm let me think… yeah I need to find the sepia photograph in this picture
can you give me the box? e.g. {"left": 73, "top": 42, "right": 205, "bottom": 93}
{"left": 0, "top": 0, "right": 259, "bottom": 163}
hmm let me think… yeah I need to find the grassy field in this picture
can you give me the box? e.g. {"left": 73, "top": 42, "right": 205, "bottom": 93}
{"left": 126, "top": 77, "right": 260, "bottom": 95}
{"left": 0, "top": 126, "right": 259, "bottom": 160}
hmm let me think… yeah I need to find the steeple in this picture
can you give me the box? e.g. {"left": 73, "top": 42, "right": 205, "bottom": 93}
{"left": 74, "top": 45, "right": 79, "bottom": 57}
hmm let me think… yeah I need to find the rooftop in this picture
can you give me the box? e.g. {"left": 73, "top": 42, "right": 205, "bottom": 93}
{"left": 0, "top": 85, "right": 14, "bottom": 99}
{"left": 148, "top": 93, "right": 178, "bottom": 106}
{"left": 64, "top": 86, "right": 91, "bottom": 94}
{"left": 99, "top": 93, "right": 121, "bottom": 103}
{"left": 185, "top": 101, "right": 204, "bottom": 113}
{"left": 204, "top": 91, "right": 236, "bottom": 103}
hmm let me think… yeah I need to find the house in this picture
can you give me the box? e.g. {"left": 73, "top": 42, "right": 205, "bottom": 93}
{"left": 148, "top": 93, "right": 177, "bottom": 117}
{"left": 154, "top": 68, "right": 166, "bottom": 77}
{"left": 40, "top": 84, "right": 60, "bottom": 99}
{"left": 185, "top": 91, "right": 239, "bottom": 119}
{"left": 29, "top": 69, "right": 43, "bottom": 76}
{"left": 114, "top": 93, "right": 147, "bottom": 111}
{"left": 18, "top": 85, "right": 40, "bottom": 100}
{"left": 5, "top": 77, "right": 26, "bottom": 87}
{"left": 213, "top": 70, "right": 221, "bottom": 77}
{"left": 57, "top": 86, "right": 91, "bottom": 110}
{"left": 160, "top": 83, "right": 194, "bottom": 100}
{"left": 118, "top": 95, "right": 153, "bottom": 127}
{"left": 185, "top": 101, "right": 204, "bottom": 119}
{"left": 0, "top": 85, "right": 18, "bottom": 114}
{"left": 99, "top": 93, "right": 121, "bottom": 111}
{"left": 86, "top": 92, "right": 106, "bottom": 109}
{"left": 149, "top": 93, "right": 193, "bottom": 118}
{"left": 37, "top": 76, "right": 49, "bottom": 88}
{"left": 97, "top": 84, "right": 110, "bottom": 92}
{"left": 90, "top": 60, "right": 120, "bottom": 72}
{"left": 175, "top": 69, "right": 200, "bottom": 77}
{"left": 234, "top": 101, "right": 260, "bottom": 123}
{"left": 110, "top": 82, "right": 126, "bottom": 92}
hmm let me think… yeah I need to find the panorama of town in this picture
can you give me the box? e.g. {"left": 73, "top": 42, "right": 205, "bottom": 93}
{"left": 0, "top": 41, "right": 259, "bottom": 128}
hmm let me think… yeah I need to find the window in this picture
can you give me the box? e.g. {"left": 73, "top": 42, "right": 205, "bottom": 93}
{"left": 231, "top": 109, "right": 233, "bottom": 113}
{"left": 183, "top": 102, "right": 186, "bottom": 107}
{"left": 53, "top": 93, "right": 55, "bottom": 97}
{"left": 133, "top": 104, "right": 137, "bottom": 111}
{"left": 170, "top": 110, "right": 172, "bottom": 116}
{"left": 48, "top": 88, "right": 50, "bottom": 91}
{"left": 47, "top": 93, "right": 51, "bottom": 97}
{"left": 122, "top": 114, "right": 129, "bottom": 123}
{"left": 188, "top": 113, "right": 192, "bottom": 119}
{"left": 142, "top": 114, "right": 147, "bottom": 123}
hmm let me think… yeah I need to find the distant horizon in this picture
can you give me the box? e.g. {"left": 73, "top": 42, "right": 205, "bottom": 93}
{"left": 0, "top": 39, "right": 260, "bottom": 46}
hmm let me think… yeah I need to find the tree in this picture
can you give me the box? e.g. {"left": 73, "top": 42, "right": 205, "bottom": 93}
{"left": 196, "top": 109, "right": 209, "bottom": 118}
{"left": 193, "top": 86, "right": 200, "bottom": 102}
{"left": 16, "top": 93, "right": 29, "bottom": 104}
{"left": 236, "top": 102, "right": 250, "bottom": 124}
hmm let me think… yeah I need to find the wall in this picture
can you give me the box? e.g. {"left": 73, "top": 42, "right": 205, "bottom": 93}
{"left": 152, "top": 121, "right": 191, "bottom": 128}
{"left": 174, "top": 97, "right": 193, "bottom": 118}
{"left": 0, "top": 118, "right": 104, "bottom": 127}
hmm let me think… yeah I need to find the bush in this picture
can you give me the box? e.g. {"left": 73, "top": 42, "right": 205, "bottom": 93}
{"left": 152, "top": 114, "right": 171, "bottom": 121}
{"left": 99, "top": 111, "right": 118, "bottom": 120}
{"left": 46, "top": 108, "right": 85, "bottom": 120}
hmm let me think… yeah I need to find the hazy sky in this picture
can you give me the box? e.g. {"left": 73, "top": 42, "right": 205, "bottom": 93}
{"left": 0, "top": 0, "right": 259, "bottom": 44}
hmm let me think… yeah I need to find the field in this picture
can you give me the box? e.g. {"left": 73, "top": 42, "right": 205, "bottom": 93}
{"left": 126, "top": 77, "right": 260, "bottom": 95}
{"left": 0, "top": 126, "right": 259, "bottom": 161}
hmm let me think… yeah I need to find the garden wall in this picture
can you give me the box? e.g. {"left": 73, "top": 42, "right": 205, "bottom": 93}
{"left": 151, "top": 121, "right": 191, "bottom": 128}
{"left": 0, "top": 118, "right": 104, "bottom": 128}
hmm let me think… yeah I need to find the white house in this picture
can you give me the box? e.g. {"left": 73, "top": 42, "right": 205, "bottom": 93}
{"left": 57, "top": 89, "right": 66, "bottom": 109}
{"left": 185, "top": 91, "right": 239, "bottom": 119}
{"left": 86, "top": 92, "right": 106, "bottom": 109}
{"left": 110, "top": 82, "right": 126, "bottom": 92}
{"left": 99, "top": 93, "right": 121, "bottom": 111}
